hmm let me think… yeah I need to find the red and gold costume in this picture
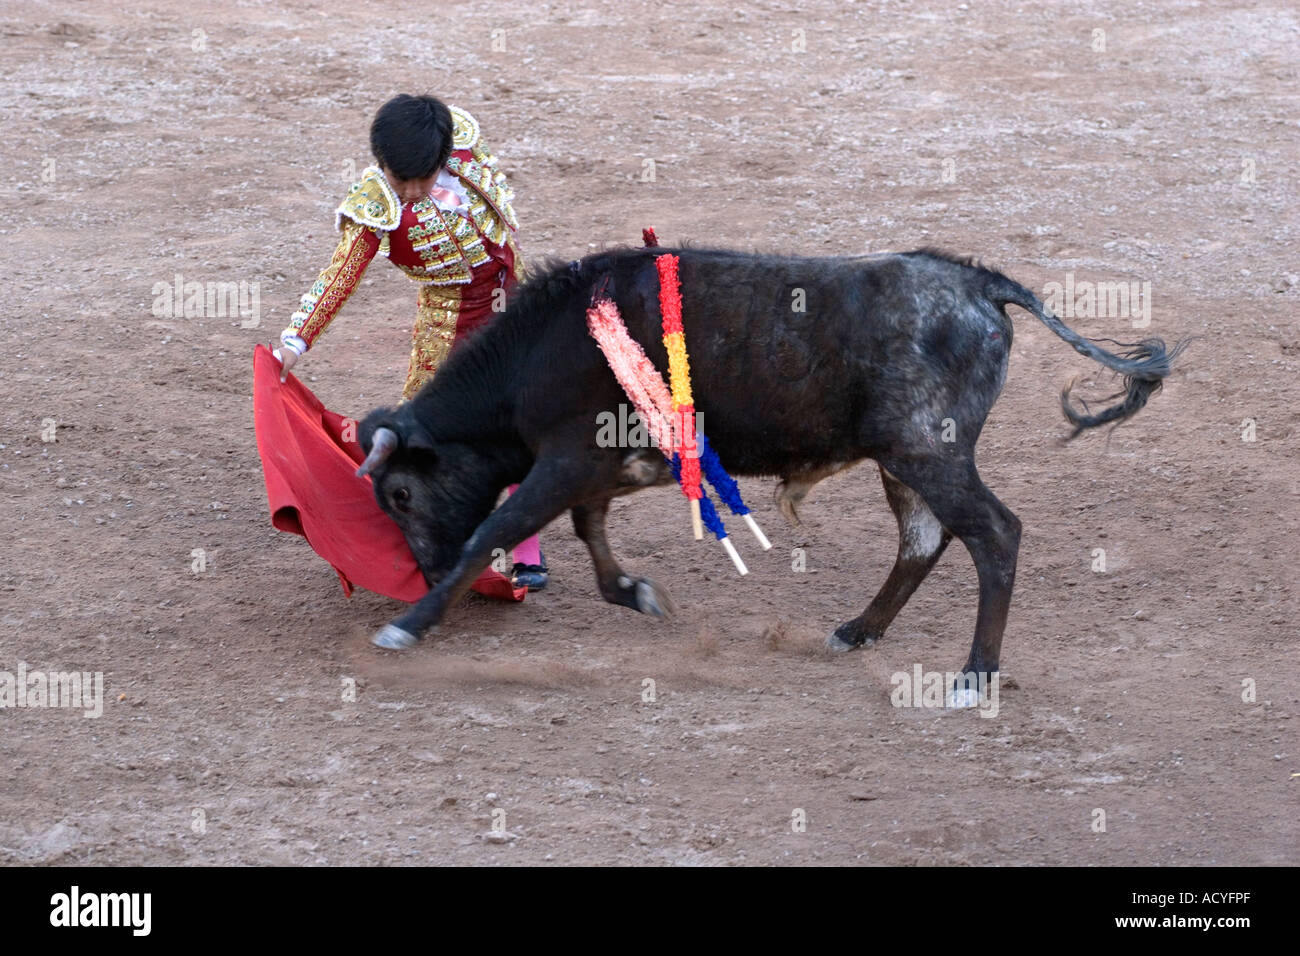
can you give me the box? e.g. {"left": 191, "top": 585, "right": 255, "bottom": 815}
{"left": 281, "top": 106, "right": 525, "bottom": 399}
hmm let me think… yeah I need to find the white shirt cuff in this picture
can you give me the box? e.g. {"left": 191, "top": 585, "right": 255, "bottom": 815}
{"left": 279, "top": 332, "right": 307, "bottom": 355}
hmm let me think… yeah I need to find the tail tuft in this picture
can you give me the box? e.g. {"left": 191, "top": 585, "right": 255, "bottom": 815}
{"left": 988, "top": 275, "right": 1189, "bottom": 439}
{"left": 1059, "top": 338, "right": 1187, "bottom": 438}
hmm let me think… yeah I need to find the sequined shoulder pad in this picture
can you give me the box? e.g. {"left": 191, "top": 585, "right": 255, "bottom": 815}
{"left": 335, "top": 165, "right": 401, "bottom": 233}
{"left": 449, "top": 105, "right": 480, "bottom": 151}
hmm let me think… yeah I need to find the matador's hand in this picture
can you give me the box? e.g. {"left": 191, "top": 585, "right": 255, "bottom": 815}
{"left": 272, "top": 343, "right": 300, "bottom": 382}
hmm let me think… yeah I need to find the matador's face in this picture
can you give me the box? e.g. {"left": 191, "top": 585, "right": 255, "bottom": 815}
{"left": 382, "top": 165, "right": 438, "bottom": 207}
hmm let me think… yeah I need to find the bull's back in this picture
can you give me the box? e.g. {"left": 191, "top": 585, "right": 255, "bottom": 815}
{"left": 607, "top": 248, "right": 1005, "bottom": 475}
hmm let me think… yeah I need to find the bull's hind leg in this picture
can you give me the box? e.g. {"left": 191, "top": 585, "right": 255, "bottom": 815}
{"left": 873, "top": 456, "right": 1021, "bottom": 687}
{"left": 572, "top": 499, "right": 676, "bottom": 618}
{"left": 827, "top": 466, "right": 952, "bottom": 651}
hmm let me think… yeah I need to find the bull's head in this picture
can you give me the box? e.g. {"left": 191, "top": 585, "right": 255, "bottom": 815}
{"left": 356, "top": 404, "right": 505, "bottom": 585}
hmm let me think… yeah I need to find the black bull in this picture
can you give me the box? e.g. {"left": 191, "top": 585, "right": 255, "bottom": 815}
{"left": 356, "top": 246, "right": 1182, "bottom": 679}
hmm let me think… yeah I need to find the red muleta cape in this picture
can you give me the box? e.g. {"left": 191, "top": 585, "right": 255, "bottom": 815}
{"left": 251, "top": 345, "right": 524, "bottom": 604}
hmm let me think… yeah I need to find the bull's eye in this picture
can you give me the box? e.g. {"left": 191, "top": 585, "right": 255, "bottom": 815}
{"left": 392, "top": 487, "right": 411, "bottom": 509}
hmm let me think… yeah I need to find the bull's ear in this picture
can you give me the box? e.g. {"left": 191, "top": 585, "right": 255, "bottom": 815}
{"left": 404, "top": 423, "right": 438, "bottom": 455}
{"left": 382, "top": 403, "right": 437, "bottom": 456}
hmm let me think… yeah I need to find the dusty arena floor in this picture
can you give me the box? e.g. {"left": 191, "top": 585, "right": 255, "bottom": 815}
{"left": 1, "top": 0, "right": 1296, "bottom": 865}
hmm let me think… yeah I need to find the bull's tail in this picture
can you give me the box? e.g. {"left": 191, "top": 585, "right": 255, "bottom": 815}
{"left": 988, "top": 275, "right": 1188, "bottom": 439}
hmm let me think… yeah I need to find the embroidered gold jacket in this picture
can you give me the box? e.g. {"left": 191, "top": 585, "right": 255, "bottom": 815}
{"left": 282, "top": 106, "right": 521, "bottom": 349}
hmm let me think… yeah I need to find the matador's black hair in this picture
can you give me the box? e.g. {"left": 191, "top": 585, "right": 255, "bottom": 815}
{"left": 370, "top": 94, "right": 453, "bottom": 180}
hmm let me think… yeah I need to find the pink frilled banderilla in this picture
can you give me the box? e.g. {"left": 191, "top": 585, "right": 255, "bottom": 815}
{"left": 583, "top": 235, "right": 770, "bottom": 575}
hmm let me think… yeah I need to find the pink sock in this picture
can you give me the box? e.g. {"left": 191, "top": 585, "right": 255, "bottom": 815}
{"left": 506, "top": 484, "right": 543, "bottom": 566}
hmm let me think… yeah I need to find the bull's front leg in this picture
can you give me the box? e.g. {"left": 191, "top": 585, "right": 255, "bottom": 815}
{"left": 572, "top": 499, "right": 676, "bottom": 619}
{"left": 371, "top": 455, "right": 587, "bottom": 649}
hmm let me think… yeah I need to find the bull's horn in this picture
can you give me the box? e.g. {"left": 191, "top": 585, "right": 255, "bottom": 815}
{"left": 356, "top": 427, "right": 398, "bottom": 477}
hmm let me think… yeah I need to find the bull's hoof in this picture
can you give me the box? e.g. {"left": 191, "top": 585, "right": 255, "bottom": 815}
{"left": 946, "top": 686, "right": 981, "bottom": 709}
{"left": 372, "top": 624, "right": 419, "bottom": 650}
{"left": 825, "top": 633, "right": 858, "bottom": 653}
{"left": 634, "top": 578, "right": 677, "bottom": 619}
{"left": 947, "top": 669, "right": 999, "bottom": 710}
{"left": 826, "top": 622, "right": 875, "bottom": 653}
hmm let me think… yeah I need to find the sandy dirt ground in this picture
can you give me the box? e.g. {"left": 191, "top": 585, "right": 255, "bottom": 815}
{"left": 1, "top": 0, "right": 1296, "bottom": 865}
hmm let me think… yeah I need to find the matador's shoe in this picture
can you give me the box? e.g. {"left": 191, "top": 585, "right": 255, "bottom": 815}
{"left": 511, "top": 552, "right": 549, "bottom": 592}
